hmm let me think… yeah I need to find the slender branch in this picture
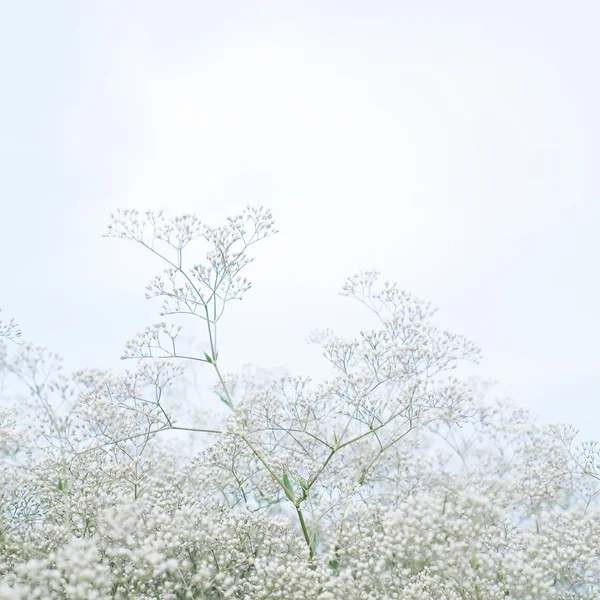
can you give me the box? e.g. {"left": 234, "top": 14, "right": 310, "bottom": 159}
{"left": 212, "top": 362, "right": 233, "bottom": 408}
{"left": 295, "top": 505, "right": 315, "bottom": 561}
{"left": 239, "top": 434, "right": 295, "bottom": 504}
{"left": 73, "top": 425, "right": 222, "bottom": 458}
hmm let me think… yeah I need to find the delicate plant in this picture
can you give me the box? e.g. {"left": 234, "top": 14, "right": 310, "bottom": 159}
{"left": 0, "top": 311, "right": 21, "bottom": 343}
{"left": 0, "top": 206, "right": 599, "bottom": 599}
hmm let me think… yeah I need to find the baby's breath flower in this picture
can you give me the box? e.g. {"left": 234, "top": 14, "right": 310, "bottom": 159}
{"left": 1, "top": 207, "right": 598, "bottom": 599}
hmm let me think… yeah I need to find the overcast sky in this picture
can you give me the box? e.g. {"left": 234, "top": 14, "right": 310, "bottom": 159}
{"left": 1, "top": 1, "right": 598, "bottom": 439}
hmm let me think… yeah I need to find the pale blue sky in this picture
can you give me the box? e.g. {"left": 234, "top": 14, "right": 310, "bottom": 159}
{"left": 1, "top": 1, "right": 599, "bottom": 438}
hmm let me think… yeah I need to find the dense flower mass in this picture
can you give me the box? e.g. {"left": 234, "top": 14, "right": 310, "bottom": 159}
{"left": 1, "top": 207, "right": 599, "bottom": 599}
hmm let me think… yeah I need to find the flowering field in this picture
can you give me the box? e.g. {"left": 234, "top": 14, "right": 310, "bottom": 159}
{"left": 1, "top": 207, "right": 599, "bottom": 599}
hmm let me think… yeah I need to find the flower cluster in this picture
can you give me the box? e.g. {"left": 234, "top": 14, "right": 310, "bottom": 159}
{"left": 1, "top": 207, "right": 598, "bottom": 599}
{"left": 0, "top": 311, "right": 21, "bottom": 342}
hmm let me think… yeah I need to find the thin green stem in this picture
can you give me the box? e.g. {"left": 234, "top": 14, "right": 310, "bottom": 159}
{"left": 239, "top": 435, "right": 295, "bottom": 504}
{"left": 295, "top": 506, "right": 315, "bottom": 561}
{"left": 212, "top": 361, "right": 233, "bottom": 408}
{"left": 307, "top": 449, "right": 337, "bottom": 490}
{"left": 74, "top": 426, "right": 222, "bottom": 458}
{"left": 237, "top": 431, "right": 315, "bottom": 561}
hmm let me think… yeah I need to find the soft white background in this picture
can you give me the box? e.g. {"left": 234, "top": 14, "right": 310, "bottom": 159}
{"left": 1, "top": 2, "right": 598, "bottom": 437}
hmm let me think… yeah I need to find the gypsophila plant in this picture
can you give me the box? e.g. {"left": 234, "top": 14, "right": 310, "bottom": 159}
{"left": 1, "top": 206, "right": 599, "bottom": 599}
